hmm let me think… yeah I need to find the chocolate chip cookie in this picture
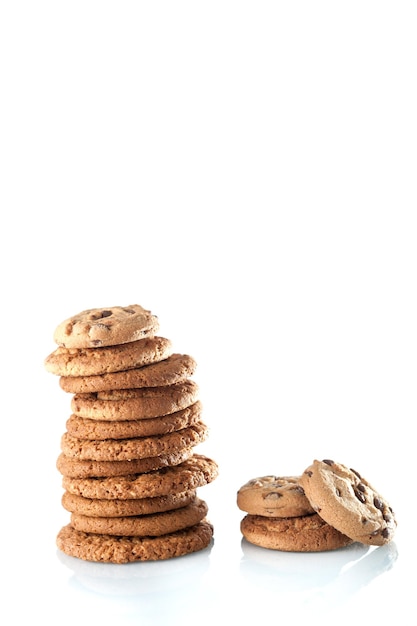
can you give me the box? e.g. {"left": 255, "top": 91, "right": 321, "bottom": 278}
{"left": 53, "top": 305, "right": 159, "bottom": 349}
{"left": 299, "top": 459, "right": 397, "bottom": 546}
{"left": 237, "top": 475, "right": 315, "bottom": 518}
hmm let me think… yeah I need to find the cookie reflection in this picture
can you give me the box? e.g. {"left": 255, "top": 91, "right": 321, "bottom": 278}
{"left": 57, "top": 538, "right": 213, "bottom": 597}
{"left": 240, "top": 538, "right": 398, "bottom": 602}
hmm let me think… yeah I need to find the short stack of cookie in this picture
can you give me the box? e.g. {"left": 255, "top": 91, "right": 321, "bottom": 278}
{"left": 45, "top": 304, "right": 218, "bottom": 563}
{"left": 237, "top": 460, "right": 396, "bottom": 552}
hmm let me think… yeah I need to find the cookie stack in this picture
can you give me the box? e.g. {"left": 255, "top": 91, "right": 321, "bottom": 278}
{"left": 237, "top": 460, "right": 396, "bottom": 552}
{"left": 45, "top": 304, "right": 218, "bottom": 563}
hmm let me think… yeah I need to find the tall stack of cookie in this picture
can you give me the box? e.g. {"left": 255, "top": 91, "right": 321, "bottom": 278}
{"left": 45, "top": 304, "right": 218, "bottom": 563}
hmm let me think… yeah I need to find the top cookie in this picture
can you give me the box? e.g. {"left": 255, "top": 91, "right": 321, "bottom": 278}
{"left": 299, "top": 459, "right": 397, "bottom": 546}
{"left": 237, "top": 475, "right": 315, "bottom": 518}
{"left": 53, "top": 305, "right": 159, "bottom": 349}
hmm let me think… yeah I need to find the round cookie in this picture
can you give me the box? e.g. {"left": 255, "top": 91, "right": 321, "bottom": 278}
{"left": 56, "top": 447, "right": 194, "bottom": 478}
{"left": 60, "top": 422, "right": 208, "bottom": 461}
{"left": 240, "top": 513, "right": 353, "bottom": 552}
{"left": 299, "top": 459, "right": 397, "bottom": 546}
{"left": 66, "top": 401, "right": 203, "bottom": 440}
{"left": 53, "top": 304, "right": 159, "bottom": 349}
{"left": 237, "top": 475, "right": 315, "bottom": 518}
{"left": 62, "top": 454, "right": 219, "bottom": 500}
{"left": 56, "top": 520, "right": 214, "bottom": 563}
{"left": 59, "top": 353, "right": 197, "bottom": 393}
{"left": 61, "top": 489, "right": 198, "bottom": 517}
{"left": 70, "top": 497, "right": 208, "bottom": 536}
{"left": 45, "top": 336, "right": 173, "bottom": 377}
{"left": 71, "top": 380, "right": 200, "bottom": 421}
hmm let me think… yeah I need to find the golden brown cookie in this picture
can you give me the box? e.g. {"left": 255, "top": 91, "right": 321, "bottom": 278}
{"left": 240, "top": 513, "right": 353, "bottom": 552}
{"left": 56, "top": 520, "right": 214, "bottom": 563}
{"left": 70, "top": 497, "right": 208, "bottom": 536}
{"left": 53, "top": 305, "right": 159, "bottom": 349}
{"left": 299, "top": 459, "right": 397, "bottom": 546}
{"left": 56, "top": 447, "right": 193, "bottom": 478}
{"left": 237, "top": 475, "right": 315, "bottom": 518}
{"left": 60, "top": 422, "right": 208, "bottom": 462}
{"left": 59, "top": 353, "right": 197, "bottom": 393}
{"left": 62, "top": 454, "right": 219, "bottom": 499}
{"left": 61, "top": 489, "right": 198, "bottom": 517}
{"left": 71, "top": 380, "right": 200, "bottom": 421}
{"left": 44, "top": 336, "right": 173, "bottom": 377}
{"left": 65, "top": 401, "right": 203, "bottom": 440}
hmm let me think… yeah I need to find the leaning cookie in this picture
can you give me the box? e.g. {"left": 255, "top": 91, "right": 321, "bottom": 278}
{"left": 240, "top": 513, "right": 353, "bottom": 552}
{"left": 237, "top": 475, "right": 315, "bottom": 518}
{"left": 56, "top": 520, "right": 214, "bottom": 563}
{"left": 299, "top": 459, "right": 397, "bottom": 546}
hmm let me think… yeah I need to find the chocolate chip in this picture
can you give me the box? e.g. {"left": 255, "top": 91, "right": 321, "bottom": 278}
{"left": 374, "top": 497, "right": 383, "bottom": 510}
{"left": 382, "top": 528, "right": 390, "bottom": 539}
{"left": 305, "top": 470, "right": 313, "bottom": 477}
{"left": 351, "top": 468, "right": 362, "bottom": 479}
{"left": 91, "top": 310, "right": 113, "bottom": 320}
{"left": 323, "top": 459, "right": 334, "bottom": 466}
{"left": 64, "top": 322, "right": 74, "bottom": 336}
{"left": 354, "top": 488, "right": 366, "bottom": 503}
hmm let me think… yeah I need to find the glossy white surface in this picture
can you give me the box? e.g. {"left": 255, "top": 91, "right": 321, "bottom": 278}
{"left": 2, "top": 2, "right": 416, "bottom": 624}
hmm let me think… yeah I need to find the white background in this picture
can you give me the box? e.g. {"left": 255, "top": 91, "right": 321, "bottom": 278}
{"left": 1, "top": 2, "right": 416, "bottom": 624}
